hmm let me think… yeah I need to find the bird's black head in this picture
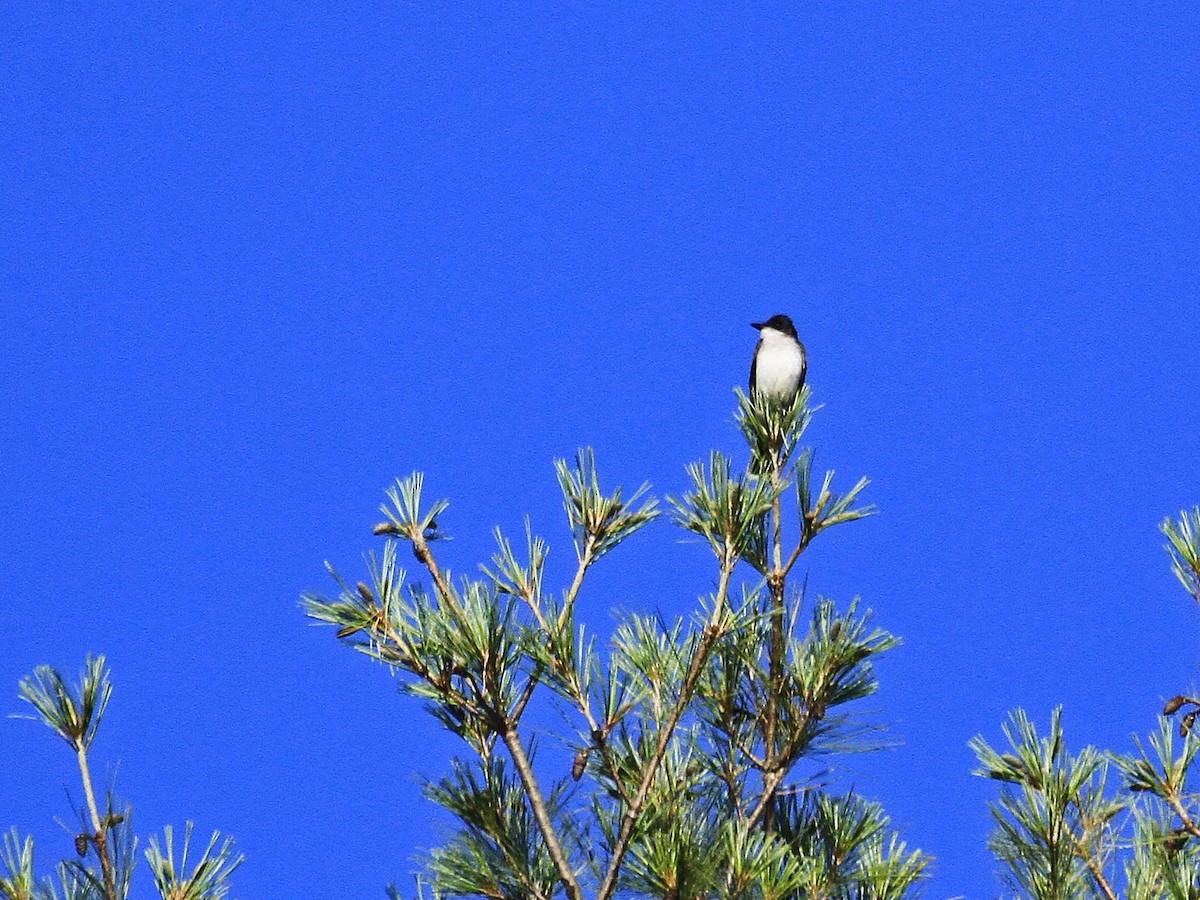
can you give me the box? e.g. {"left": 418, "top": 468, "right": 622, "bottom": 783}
{"left": 751, "top": 314, "right": 797, "bottom": 338}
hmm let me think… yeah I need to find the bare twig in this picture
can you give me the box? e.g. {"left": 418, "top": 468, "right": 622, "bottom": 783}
{"left": 1167, "top": 793, "right": 1200, "bottom": 839}
{"left": 412, "top": 532, "right": 461, "bottom": 617}
{"left": 75, "top": 745, "right": 117, "bottom": 900}
{"left": 782, "top": 531, "right": 812, "bottom": 578}
{"left": 745, "top": 769, "right": 787, "bottom": 831}
{"left": 746, "top": 703, "right": 818, "bottom": 829}
{"left": 1080, "top": 849, "right": 1119, "bottom": 900}
{"left": 558, "top": 539, "right": 596, "bottom": 630}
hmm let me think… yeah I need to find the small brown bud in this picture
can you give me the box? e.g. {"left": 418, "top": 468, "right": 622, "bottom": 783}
{"left": 356, "top": 582, "right": 375, "bottom": 603}
{"left": 373, "top": 522, "right": 399, "bottom": 536}
{"left": 1180, "top": 710, "right": 1198, "bottom": 738}
{"left": 1165, "top": 828, "right": 1189, "bottom": 855}
{"left": 105, "top": 813, "right": 125, "bottom": 827}
{"left": 572, "top": 749, "right": 589, "bottom": 781}
{"left": 991, "top": 754, "right": 1024, "bottom": 783}
{"left": 75, "top": 834, "right": 89, "bottom": 857}
{"left": 1163, "top": 695, "right": 1190, "bottom": 716}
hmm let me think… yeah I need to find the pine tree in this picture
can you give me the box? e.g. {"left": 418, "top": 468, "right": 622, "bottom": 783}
{"left": 305, "top": 388, "right": 929, "bottom": 900}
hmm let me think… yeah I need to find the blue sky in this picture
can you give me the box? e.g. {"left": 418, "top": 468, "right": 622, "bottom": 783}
{"left": 2, "top": 2, "right": 1199, "bottom": 897}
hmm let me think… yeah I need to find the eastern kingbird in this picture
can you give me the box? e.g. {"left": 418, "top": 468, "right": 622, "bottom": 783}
{"left": 749, "top": 314, "right": 806, "bottom": 403}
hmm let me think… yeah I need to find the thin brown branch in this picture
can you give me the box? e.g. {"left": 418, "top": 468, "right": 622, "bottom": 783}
{"left": 500, "top": 726, "right": 583, "bottom": 900}
{"left": 595, "top": 558, "right": 736, "bottom": 900}
{"left": 559, "top": 539, "right": 596, "bottom": 629}
{"left": 1081, "top": 852, "right": 1118, "bottom": 900}
{"left": 522, "top": 592, "right": 552, "bottom": 632}
{"left": 1167, "top": 793, "right": 1200, "bottom": 839}
{"left": 488, "top": 541, "right": 603, "bottom": 900}
{"left": 510, "top": 540, "right": 596, "bottom": 729}
{"left": 782, "top": 530, "right": 812, "bottom": 578}
{"left": 1067, "top": 818, "right": 1118, "bottom": 900}
{"left": 509, "top": 664, "right": 543, "bottom": 723}
{"left": 732, "top": 733, "right": 767, "bottom": 771}
{"left": 76, "top": 744, "right": 117, "bottom": 900}
{"left": 400, "top": 538, "right": 513, "bottom": 724}
{"left": 547, "top": 537, "right": 634, "bottom": 801}
{"left": 412, "top": 533, "right": 461, "bottom": 616}
{"left": 771, "top": 483, "right": 784, "bottom": 579}
{"left": 762, "top": 464, "right": 787, "bottom": 834}
{"left": 568, "top": 690, "right": 634, "bottom": 806}
{"left": 368, "top": 605, "right": 495, "bottom": 724}
{"left": 745, "top": 769, "right": 787, "bottom": 831}
{"left": 747, "top": 700, "right": 819, "bottom": 829}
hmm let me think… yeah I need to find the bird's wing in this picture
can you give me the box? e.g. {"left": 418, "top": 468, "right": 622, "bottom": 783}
{"left": 797, "top": 341, "right": 807, "bottom": 392}
{"left": 749, "top": 340, "right": 761, "bottom": 395}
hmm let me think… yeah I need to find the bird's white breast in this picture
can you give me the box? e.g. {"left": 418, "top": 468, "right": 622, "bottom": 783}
{"left": 755, "top": 329, "right": 805, "bottom": 397}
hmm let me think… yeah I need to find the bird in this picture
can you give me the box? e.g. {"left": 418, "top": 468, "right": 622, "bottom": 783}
{"left": 749, "top": 314, "right": 806, "bottom": 403}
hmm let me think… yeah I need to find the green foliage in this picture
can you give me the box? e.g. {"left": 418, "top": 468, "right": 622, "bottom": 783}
{"left": 1123, "top": 806, "right": 1200, "bottom": 900}
{"left": 974, "top": 707, "right": 1200, "bottom": 900}
{"left": 1114, "top": 716, "right": 1200, "bottom": 899}
{"left": 1, "top": 828, "right": 51, "bottom": 900}
{"left": 555, "top": 448, "right": 660, "bottom": 562}
{"left": 144, "top": 823, "right": 244, "bottom": 900}
{"left": 377, "top": 471, "right": 450, "bottom": 542}
{"left": 793, "top": 449, "right": 876, "bottom": 547}
{"left": 669, "top": 451, "right": 779, "bottom": 566}
{"left": 736, "top": 387, "right": 813, "bottom": 474}
{"left": 17, "top": 656, "right": 111, "bottom": 752}
{"left": 972, "top": 709, "right": 1122, "bottom": 900}
{"left": 307, "top": 391, "right": 927, "bottom": 900}
{"left": 974, "top": 526, "right": 1200, "bottom": 900}
{"left": 6, "top": 661, "right": 239, "bottom": 900}
{"left": 773, "top": 794, "right": 926, "bottom": 900}
{"left": 1162, "top": 507, "right": 1200, "bottom": 605}
{"left": 424, "top": 757, "right": 569, "bottom": 900}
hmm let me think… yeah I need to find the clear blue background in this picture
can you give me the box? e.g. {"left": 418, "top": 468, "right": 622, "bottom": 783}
{"left": 3, "top": 3, "right": 1198, "bottom": 897}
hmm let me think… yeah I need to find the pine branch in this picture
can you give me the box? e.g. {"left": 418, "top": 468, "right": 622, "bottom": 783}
{"left": 17, "top": 659, "right": 120, "bottom": 900}
{"left": 763, "top": 477, "right": 786, "bottom": 833}
{"left": 74, "top": 748, "right": 117, "bottom": 900}
{"left": 499, "top": 728, "right": 582, "bottom": 900}
{"left": 595, "top": 558, "right": 737, "bottom": 900}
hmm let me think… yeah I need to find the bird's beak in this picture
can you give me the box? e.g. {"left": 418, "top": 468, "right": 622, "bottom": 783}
{"left": 751, "top": 322, "right": 764, "bottom": 330}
